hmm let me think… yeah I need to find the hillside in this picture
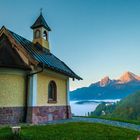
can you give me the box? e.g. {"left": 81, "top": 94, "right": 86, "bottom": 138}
{"left": 92, "top": 91, "right": 140, "bottom": 120}
{"left": 70, "top": 72, "right": 140, "bottom": 100}
{"left": 0, "top": 122, "right": 140, "bottom": 140}
{"left": 111, "top": 91, "right": 140, "bottom": 120}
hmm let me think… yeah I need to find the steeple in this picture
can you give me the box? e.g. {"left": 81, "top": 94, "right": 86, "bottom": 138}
{"left": 31, "top": 11, "right": 51, "bottom": 50}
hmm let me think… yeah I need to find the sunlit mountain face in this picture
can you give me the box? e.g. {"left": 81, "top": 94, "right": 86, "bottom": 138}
{"left": 70, "top": 72, "right": 140, "bottom": 100}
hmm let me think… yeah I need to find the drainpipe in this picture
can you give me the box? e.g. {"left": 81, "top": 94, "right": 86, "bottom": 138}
{"left": 23, "top": 63, "right": 44, "bottom": 123}
{"left": 23, "top": 75, "right": 29, "bottom": 122}
{"left": 66, "top": 78, "right": 70, "bottom": 119}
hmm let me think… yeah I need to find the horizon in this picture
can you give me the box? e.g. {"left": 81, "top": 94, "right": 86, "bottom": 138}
{"left": 0, "top": 0, "right": 140, "bottom": 91}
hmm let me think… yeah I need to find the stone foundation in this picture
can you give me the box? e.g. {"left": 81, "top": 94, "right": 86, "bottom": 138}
{"left": 27, "top": 105, "right": 71, "bottom": 124}
{"left": 0, "top": 105, "right": 71, "bottom": 124}
{"left": 0, "top": 107, "right": 25, "bottom": 124}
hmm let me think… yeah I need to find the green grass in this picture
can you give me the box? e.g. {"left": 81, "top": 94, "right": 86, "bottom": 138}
{"left": 0, "top": 127, "right": 14, "bottom": 140}
{"left": 0, "top": 122, "right": 140, "bottom": 140}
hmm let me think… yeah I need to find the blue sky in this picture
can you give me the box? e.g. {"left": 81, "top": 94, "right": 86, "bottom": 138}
{"left": 0, "top": 0, "right": 140, "bottom": 90}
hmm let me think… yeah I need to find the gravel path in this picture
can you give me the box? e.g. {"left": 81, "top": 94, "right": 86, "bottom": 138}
{"left": 72, "top": 117, "right": 140, "bottom": 131}
{"left": 46, "top": 117, "right": 140, "bottom": 131}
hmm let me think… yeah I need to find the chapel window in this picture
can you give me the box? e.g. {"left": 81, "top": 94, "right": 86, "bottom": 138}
{"left": 48, "top": 81, "right": 57, "bottom": 102}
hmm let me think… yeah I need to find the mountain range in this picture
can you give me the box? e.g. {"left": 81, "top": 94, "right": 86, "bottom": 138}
{"left": 70, "top": 71, "right": 140, "bottom": 100}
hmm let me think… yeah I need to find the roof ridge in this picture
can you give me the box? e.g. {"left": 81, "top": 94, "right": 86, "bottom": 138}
{"left": 8, "top": 29, "right": 51, "bottom": 53}
{"left": 8, "top": 29, "right": 32, "bottom": 43}
{"left": 5, "top": 28, "right": 82, "bottom": 80}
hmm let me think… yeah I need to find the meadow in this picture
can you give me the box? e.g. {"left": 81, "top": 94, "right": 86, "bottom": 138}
{"left": 0, "top": 122, "right": 140, "bottom": 140}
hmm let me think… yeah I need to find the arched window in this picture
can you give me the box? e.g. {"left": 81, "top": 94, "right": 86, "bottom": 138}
{"left": 43, "top": 31, "right": 48, "bottom": 40}
{"left": 48, "top": 81, "right": 57, "bottom": 102}
{"left": 35, "top": 30, "right": 40, "bottom": 38}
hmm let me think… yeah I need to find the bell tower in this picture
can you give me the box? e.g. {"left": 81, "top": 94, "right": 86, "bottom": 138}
{"left": 31, "top": 11, "right": 51, "bottom": 50}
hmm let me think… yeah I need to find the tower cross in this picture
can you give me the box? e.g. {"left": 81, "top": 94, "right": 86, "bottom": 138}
{"left": 40, "top": 8, "right": 43, "bottom": 15}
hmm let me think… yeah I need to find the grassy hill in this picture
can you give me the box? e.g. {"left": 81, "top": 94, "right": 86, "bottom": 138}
{"left": 112, "top": 91, "right": 140, "bottom": 120}
{"left": 92, "top": 91, "right": 140, "bottom": 121}
{"left": 0, "top": 122, "right": 140, "bottom": 140}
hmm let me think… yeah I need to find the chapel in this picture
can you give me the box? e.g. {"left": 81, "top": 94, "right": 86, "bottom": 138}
{"left": 0, "top": 12, "right": 81, "bottom": 124}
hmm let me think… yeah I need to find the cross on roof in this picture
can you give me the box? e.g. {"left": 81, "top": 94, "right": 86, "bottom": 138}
{"left": 40, "top": 8, "right": 43, "bottom": 15}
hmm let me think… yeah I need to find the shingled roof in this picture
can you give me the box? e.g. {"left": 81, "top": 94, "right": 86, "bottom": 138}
{"left": 31, "top": 14, "right": 51, "bottom": 31}
{"left": 8, "top": 29, "right": 82, "bottom": 80}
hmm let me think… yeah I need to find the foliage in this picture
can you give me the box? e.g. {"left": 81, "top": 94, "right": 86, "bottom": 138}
{"left": 91, "top": 102, "right": 117, "bottom": 116}
{"left": 111, "top": 91, "right": 140, "bottom": 120}
{"left": 91, "top": 91, "right": 140, "bottom": 121}
{"left": 0, "top": 122, "right": 140, "bottom": 140}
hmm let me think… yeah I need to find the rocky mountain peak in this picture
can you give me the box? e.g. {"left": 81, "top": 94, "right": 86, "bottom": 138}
{"left": 70, "top": 71, "right": 140, "bottom": 101}
{"left": 118, "top": 71, "right": 140, "bottom": 83}
{"left": 100, "top": 76, "right": 110, "bottom": 87}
